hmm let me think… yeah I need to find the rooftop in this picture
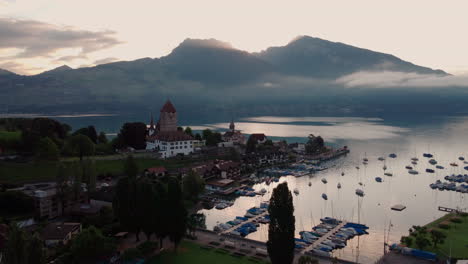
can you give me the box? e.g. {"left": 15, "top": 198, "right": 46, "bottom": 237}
{"left": 41, "top": 222, "right": 81, "bottom": 241}
{"left": 160, "top": 100, "right": 177, "bottom": 113}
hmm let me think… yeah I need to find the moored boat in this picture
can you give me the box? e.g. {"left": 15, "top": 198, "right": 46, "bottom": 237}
{"left": 355, "top": 189, "right": 365, "bottom": 196}
{"left": 337, "top": 183, "right": 341, "bottom": 189}
{"left": 426, "top": 168, "right": 435, "bottom": 173}
{"left": 375, "top": 177, "right": 383, "bottom": 182}
{"left": 408, "top": 169, "right": 419, "bottom": 175}
{"left": 322, "top": 193, "right": 328, "bottom": 200}
{"left": 429, "top": 159, "right": 437, "bottom": 165}
{"left": 321, "top": 178, "right": 328, "bottom": 184}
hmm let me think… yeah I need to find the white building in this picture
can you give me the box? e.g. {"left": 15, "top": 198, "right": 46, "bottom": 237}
{"left": 146, "top": 100, "right": 196, "bottom": 158}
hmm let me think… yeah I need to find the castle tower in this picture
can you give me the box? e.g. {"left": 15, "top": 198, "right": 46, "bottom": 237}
{"left": 158, "top": 100, "right": 178, "bottom": 132}
{"left": 229, "top": 119, "right": 235, "bottom": 131}
{"left": 149, "top": 113, "right": 155, "bottom": 130}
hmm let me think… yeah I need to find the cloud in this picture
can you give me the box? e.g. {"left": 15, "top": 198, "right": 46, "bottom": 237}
{"left": 94, "top": 57, "right": 119, "bottom": 65}
{"left": 0, "top": 61, "right": 42, "bottom": 75}
{"left": 336, "top": 71, "right": 468, "bottom": 88}
{"left": 0, "top": 17, "right": 122, "bottom": 73}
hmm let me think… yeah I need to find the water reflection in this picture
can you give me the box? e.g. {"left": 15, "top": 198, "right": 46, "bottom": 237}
{"left": 198, "top": 116, "right": 468, "bottom": 263}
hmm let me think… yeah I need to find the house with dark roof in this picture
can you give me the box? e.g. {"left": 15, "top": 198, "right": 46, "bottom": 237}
{"left": 145, "top": 166, "right": 167, "bottom": 177}
{"left": 249, "top": 133, "right": 267, "bottom": 144}
{"left": 40, "top": 222, "right": 81, "bottom": 246}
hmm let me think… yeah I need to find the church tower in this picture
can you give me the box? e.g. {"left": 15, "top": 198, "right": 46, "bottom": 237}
{"left": 229, "top": 119, "right": 235, "bottom": 131}
{"left": 158, "top": 100, "right": 178, "bottom": 132}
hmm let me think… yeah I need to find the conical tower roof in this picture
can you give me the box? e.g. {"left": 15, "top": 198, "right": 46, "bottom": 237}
{"left": 160, "top": 100, "right": 177, "bottom": 113}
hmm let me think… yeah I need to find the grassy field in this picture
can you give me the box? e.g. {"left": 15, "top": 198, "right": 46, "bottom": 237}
{"left": 0, "top": 157, "right": 196, "bottom": 185}
{"left": 404, "top": 213, "right": 468, "bottom": 259}
{"left": 148, "top": 241, "right": 269, "bottom": 264}
{"left": 423, "top": 213, "right": 468, "bottom": 259}
{"left": 0, "top": 130, "right": 22, "bottom": 141}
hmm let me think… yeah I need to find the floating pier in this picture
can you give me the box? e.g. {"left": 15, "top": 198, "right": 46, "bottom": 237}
{"left": 391, "top": 204, "right": 407, "bottom": 211}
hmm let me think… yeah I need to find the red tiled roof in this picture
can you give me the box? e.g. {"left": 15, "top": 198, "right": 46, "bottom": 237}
{"left": 148, "top": 131, "right": 193, "bottom": 142}
{"left": 160, "top": 100, "right": 177, "bottom": 113}
{"left": 147, "top": 167, "right": 167, "bottom": 174}
{"left": 250, "top": 133, "right": 266, "bottom": 142}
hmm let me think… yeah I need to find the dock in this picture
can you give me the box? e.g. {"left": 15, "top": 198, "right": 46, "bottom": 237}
{"left": 300, "top": 221, "right": 347, "bottom": 254}
{"left": 391, "top": 204, "right": 407, "bottom": 211}
{"left": 220, "top": 211, "right": 269, "bottom": 235}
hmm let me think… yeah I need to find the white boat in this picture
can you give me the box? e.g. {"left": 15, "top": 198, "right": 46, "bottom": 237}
{"left": 362, "top": 161, "right": 368, "bottom": 165}
{"left": 411, "top": 161, "right": 417, "bottom": 165}
{"left": 355, "top": 189, "right": 365, "bottom": 196}
{"left": 294, "top": 188, "right": 299, "bottom": 195}
{"left": 429, "top": 159, "right": 437, "bottom": 165}
{"left": 321, "top": 178, "right": 328, "bottom": 184}
{"left": 260, "top": 188, "right": 267, "bottom": 194}
{"left": 337, "top": 183, "right": 341, "bottom": 189}
{"left": 384, "top": 172, "right": 393, "bottom": 176}
{"left": 215, "top": 203, "right": 228, "bottom": 210}
{"left": 378, "top": 157, "right": 385, "bottom": 161}
{"left": 411, "top": 157, "right": 419, "bottom": 161}
{"left": 408, "top": 169, "right": 419, "bottom": 175}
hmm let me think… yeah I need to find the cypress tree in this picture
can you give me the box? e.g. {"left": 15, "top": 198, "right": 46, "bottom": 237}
{"left": 267, "top": 182, "right": 295, "bottom": 264}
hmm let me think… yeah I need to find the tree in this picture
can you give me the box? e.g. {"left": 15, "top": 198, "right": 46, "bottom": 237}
{"left": 113, "top": 176, "right": 138, "bottom": 241}
{"left": 305, "top": 134, "right": 325, "bottom": 155}
{"left": 124, "top": 155, "right": 139, "bottom": 178}
{"left": 267, "top": 182, "right": 295, "bottom": 264}
{"left": 187, "top": 213, "right": 206, "bottom": 237}
{"left": 184, "top": 127, "right": 193, "bottom": 137}
{"left": 97, "top": 131, "right": 108, "bottom": 144}
{"left": 65, "top": 134, "right": 95, "bottom": 161}
{"left": 73, "top": 126, "right": 98, "bottom": 144}
{"left": 135, "top": 178, "right": 156, "bottom": 240}
{"left": 3, "top": 223, "right": 28, "bottom": 264}
{"left": 298, "top": 256, "right": 319, "bottom": 264}
{"left": 194, "top": 133, "right": 202, "bottom": 141}
{"left": 71, "top": 162, "right": 83, "bottom": 200}
{"left": 27, "top": 233, "right": 45, "bottom": 264}
{"left": 35, "top": 137, "right": 60, "bottom": 161}
{"left": 82, "top": 159, "right": 97, "bottom": 192}
{"left": 400, "top": 236, "right": 413, "bottom": 247}
{"left": 69, "top": 226, "right": 116, "bottom": 263}
{"left": 0, "top": 191, "right": 34, "bottom": 217}
{"left": 430, "top": 229, "right": 446, "bottom": 248}
{"left": 167, "top": 177, "right": 187, "bottom": 252}
{"left": 153, "top": 181, "right": 168, "bottom": 249}
{"left": 414, "top": 234, "right": 431, "bottom": 250}
{"left": 182, "top": 171, "right": 205, "bottom": 201}
{"left": 119, "top": 122, "right": 147, "bottom": 150}
{"left": 56, "top": 162, "right": 70, "bottom": 215}
{"left": 202, "top": 129, "right": 222, "bottom": 146}
{"left": 21, "top": 118, "right": 68, "bottom": 152}
{"left": 246, "top": 135, "right": 257, "bottom": 153}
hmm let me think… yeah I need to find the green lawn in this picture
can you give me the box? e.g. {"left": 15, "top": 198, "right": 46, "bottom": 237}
{"left": 424, "top": 213, "right": 468, "bottom": 259}
{"left": 0, "top": 130, "right": 21, "bottom": 141}
{"left": 404, "top": 213, "right": 468, "bottom": 259}
{"left": 0, "top": 158, "right": 196, "bottom": 184}
{"left": 148, "top": 241, "right": 269, "bottom": 264}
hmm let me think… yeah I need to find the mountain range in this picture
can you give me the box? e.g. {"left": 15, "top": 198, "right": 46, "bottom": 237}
{"left": 0, "top": 36, "right": 458, "bottom": 116}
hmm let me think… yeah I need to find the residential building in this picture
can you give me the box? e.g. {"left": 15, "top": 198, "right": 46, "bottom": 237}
{"left": 12, "top": 183, "right": 87, "bottom": 219}
{"left": 249, "top": 133, "right": 267, "bottom": 144}
{"left": 145, "top": 166, "right": 167, "bottom": 177}
{"left": 191, "top": 160, "right": 240, "bottom": 181}
{"left": 40, "top": 222, "right": 81, "bottom": 247}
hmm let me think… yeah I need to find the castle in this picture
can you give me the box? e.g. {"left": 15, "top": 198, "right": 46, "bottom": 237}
{"left": 146, "top": 100, "right": 195, "bottom": 158}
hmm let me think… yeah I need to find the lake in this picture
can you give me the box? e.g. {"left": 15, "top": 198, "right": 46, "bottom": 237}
{"left": 8, "top": 112, "right": 468, "bottom": 263}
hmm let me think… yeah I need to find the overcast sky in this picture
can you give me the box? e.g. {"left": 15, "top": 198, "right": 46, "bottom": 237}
{"left": 1, "top": 0, "right": 467, "bottom": 75}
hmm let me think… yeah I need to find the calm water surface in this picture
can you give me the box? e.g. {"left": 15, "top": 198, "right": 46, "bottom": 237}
{"left": 197, "top": 116, "right": 468, "bottom": 263}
